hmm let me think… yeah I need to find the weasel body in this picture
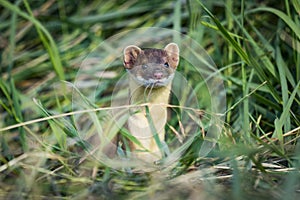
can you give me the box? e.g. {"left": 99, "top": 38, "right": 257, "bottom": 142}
{"left": 123, "top": 43, "right": 179, "bottom": 162}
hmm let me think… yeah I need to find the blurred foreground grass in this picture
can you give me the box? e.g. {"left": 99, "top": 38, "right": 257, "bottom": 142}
{"left": 0, "top": 0, "right": 299, "bottom": 199}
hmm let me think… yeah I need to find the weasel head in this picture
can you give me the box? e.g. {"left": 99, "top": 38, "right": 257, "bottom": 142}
{"left": 123, "top": 43, "right": 180, "bottom": 87}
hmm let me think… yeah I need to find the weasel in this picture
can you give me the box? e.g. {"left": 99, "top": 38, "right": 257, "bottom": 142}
{"left": 123, "top": 43, "right": 179, "bottom": 162}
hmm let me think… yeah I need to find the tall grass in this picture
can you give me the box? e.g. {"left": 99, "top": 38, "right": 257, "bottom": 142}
{"left": 0, "top": 0, "right": 299, "bottom": 199}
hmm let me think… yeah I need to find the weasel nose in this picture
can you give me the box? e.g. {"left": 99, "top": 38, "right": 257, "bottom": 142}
{"left": 154, "top": 72, "right": 163, "bottom": 79}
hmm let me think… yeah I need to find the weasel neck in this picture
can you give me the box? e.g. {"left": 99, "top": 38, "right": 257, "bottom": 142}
{"left": 129, "top": 76, "right": 172, "bottom": 106}
{"left": 127, "top": 76, "right": 172, "bottom": 162}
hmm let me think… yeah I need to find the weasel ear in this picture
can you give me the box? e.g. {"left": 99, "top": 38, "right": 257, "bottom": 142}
{"left": 123, "top": 45, "right": 142, "bottom": 69}
{"left": 164, "top": 43, "right": 180, "bottom": 68}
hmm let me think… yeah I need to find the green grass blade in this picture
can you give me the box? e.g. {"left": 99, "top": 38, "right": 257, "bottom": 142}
{"left": 0, "top": 0, "right": 65, "bottom": 80}
{"left": 34, "top": 99, "right": 67, "bottom": 150}
{"left": 145, "top": 105, "right": 167, "bottom": 157}
{"left": 249, "top": 7, "right": 300, "bottom": 40}
{"left": 247, "top": 53, "right": 281, "bottom": 102}
{"left": 272, "top": 81, "right": 300, "bottom": 139}
{"left": 292, "top": 0, "right": 300, "bottom": 14}
{"left": 196, "top": 0, "right": 250, "bottom": 64}
{"left": 276, "top": 40, "right": 291, "bottom": 133}
{"left": 198, "top": 1, "right": 281, "bottom": 102}
{"left": 120, "top": 128, "right": 145, "bottom": 150}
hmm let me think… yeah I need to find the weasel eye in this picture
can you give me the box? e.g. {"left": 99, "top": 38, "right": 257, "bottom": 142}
{"left": 142, "top": 65, "right": 148, "bottom": 69}
{"left": 164, "top": 62, "right": 169, "bottom": 68}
